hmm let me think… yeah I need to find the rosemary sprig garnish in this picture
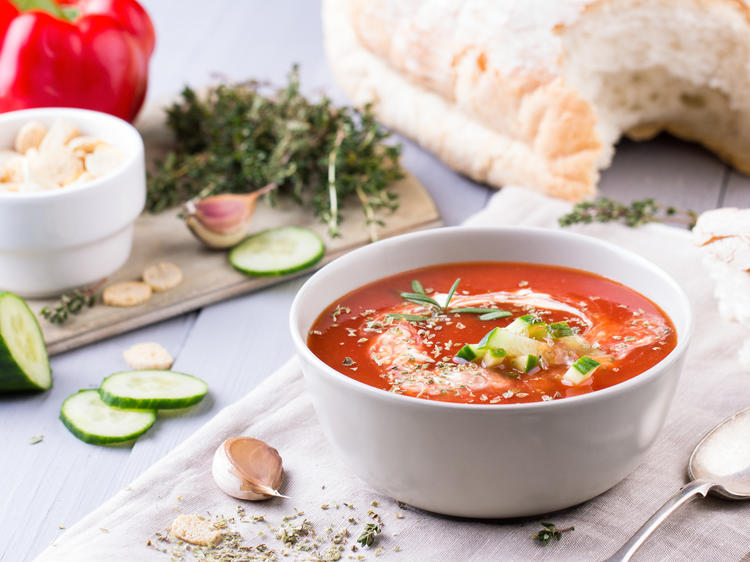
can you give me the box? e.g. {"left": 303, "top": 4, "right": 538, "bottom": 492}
{"left": 40, "top": 289, "right": 96, "bottom": 325}
{"left": 558, "top": 198, "right": 697, "bottom": 229}
{"left": 400, "top": 279, "right": 511, "bottom": 320}
{"left": 530, "top": 522, "right": 575, "bottom": 546}
{"left": 386, "top": 313, "right": 431, "bottom": 322}
{"left": 356, "top": 523, "right": 381, "bottom": 547}
{"left": 147, "top": 66, "right": 403, "bottom": 238}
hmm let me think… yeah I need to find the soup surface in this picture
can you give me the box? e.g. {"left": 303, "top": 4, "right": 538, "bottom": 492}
{"left": 307, "top": 262, "right": 677, "bottom": 404}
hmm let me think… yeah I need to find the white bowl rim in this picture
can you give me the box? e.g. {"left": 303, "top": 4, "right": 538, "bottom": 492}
{"left": 0, "top": 107, "right": 143, "bottom": 202}
{"left": 290, "top": 225, "right": 694, "bottom": 413}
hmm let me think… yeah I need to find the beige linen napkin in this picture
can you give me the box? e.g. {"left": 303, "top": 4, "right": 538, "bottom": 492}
{"left": 38, "top": 187, "right": 750, "bottom": 561}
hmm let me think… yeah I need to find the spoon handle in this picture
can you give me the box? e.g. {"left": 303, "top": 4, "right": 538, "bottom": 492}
{"left": 606, "top": 479, "right": 713, "bottom": 561}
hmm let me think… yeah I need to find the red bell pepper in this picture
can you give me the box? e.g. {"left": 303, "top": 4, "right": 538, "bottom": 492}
{"left": 0, "top": 0, "right": 155, "bottom": 122}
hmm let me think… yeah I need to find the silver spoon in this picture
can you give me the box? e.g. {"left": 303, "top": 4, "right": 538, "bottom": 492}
{"left": 608, "top": 406, "right": 750, "bottom": 561}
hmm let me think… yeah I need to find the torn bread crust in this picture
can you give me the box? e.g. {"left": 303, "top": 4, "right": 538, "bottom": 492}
{"left": 324, "top": 0, "right": 750, "bottom": 200}
{"left": 171, "top": 514, "right": 223, "bottom": 546}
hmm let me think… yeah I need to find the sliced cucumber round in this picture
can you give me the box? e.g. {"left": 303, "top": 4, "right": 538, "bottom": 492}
{"left": 0, "top": 292, "right": 51, "bottom": 392}
{"left": 99, "top": 370, "right": 208, "bottom": 410}
{"left": 60, "top": 390, "right": 155, "bottom": 445}
{"left": 229, "top": 226, "right": 325, "bottom": 276}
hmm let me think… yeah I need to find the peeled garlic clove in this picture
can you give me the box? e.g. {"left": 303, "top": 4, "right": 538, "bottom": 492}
{"left": 212, "top": 437, "right": 285, "bottom": 501}
{"left": 183, "top": 184, "right": 275, "bottom": 249}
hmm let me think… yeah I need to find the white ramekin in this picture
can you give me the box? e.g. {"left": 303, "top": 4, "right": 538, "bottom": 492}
{"left": 290, "top": 226, "right": 692, "bottom": 518}
{"left": 0, "top": 108, "right": 146, "bottom": 298}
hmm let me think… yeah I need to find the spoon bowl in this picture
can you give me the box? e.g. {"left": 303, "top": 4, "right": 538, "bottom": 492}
{"left": 609, "top": 406, "right": 750, "bottom": 561}
{"left": 689, "top": 407, "right": 750, "bottom": 499}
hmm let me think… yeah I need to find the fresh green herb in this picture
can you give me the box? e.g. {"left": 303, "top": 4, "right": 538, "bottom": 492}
{"left": 559, "top": 198, "right": 697, "bottom": 229}
{"left": 449, "top": 307, "right": 497, "bottom": 315}
{"left": 387, "top": 313, "right": 431, "bottom": 322}
{"left": 357, "top": 523, "right": 382, "bottom": 547}
{"left": 478, "top": 310, "right": 513, "bottom": 321}
{"left": 399, "top": 291, "right": 443, "bottom": 310}
{"left": 530, "top": 522, "right": 574, "bottom": 545}
{"left": 548, "top": 321, "right": 575, "bottom": 338}
{"left": 411, "top": 280, "right": 425, "bottom": 294}
{"left": 147, "top": 66, "right": 403, "bottom": 238}
{"left": 445, "top": 278, "right": 460, "bottom": 309}
{"left": 40, "top": 289, "right": 96, "bottom": 325}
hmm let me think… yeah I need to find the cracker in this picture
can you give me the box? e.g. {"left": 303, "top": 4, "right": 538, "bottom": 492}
{"left": 14, "top": 120, "right": 47, "bottom": 154}
{"left": 102, "top": 281, "right": 152, "bottom": 307}
{"left": 171, "top": 514, "right": 222, "bottom": 546}
{"left": 123, "top": 342, "right": 174, "bottom": 370}
{"left": 0, "top": 152, "right": 24, "bottom": 183}
{"left": 142, "top": 262, "right": 183, "bottom": 292}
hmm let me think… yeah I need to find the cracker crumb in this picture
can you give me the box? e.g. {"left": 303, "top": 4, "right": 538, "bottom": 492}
{"left": 171, "top": 514, "right": 222, "bottom": 546}
{"left": 143, "top": 262, "right": 183, "bottom": 292}
{"left": 123, "top": 342, "right": 174, "bottom": 370}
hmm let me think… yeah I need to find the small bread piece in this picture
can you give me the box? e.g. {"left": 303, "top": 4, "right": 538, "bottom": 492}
{"left": 84, "top": 145, "right": 124, "bottom": 178}
{"left": 67, "top": 135, "right": 105, "bottom": 155}
{"left": 0, "top": 151, "right": 24, "bottom": 183}
{"left": 123, "top": 342, "right": 174, "bottom": 370}
{"left": 14, "top": 120, "right": 47, "bottom": 154}
{"left": 27, "top": 145, "right": 83, "bottom": 187}
{"left": 142, "top": 262, "right": 183, "bottom": 292}
{"left": 102, "top": 281, "right": 152, "bottom": 307}
{"left": 171, "top": 514, "right": 222, "bottom": 546}
{"left": 39, "top": 119, "right": 78, "bottom": 154}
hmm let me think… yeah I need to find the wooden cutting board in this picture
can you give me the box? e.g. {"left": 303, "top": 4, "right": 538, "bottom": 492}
{"left": 26, "top": 102, "right": 442, "bottom": 356}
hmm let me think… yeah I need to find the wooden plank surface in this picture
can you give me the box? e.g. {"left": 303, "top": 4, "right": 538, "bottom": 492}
{"left": 2, "top": 1, "right": 746, "bottom": 561}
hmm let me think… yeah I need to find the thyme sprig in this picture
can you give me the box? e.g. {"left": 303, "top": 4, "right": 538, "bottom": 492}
{"left": 147, "top": 66, "right": 403, "bottom": 238}
{"left": 558, "top": 198, "right": 697, "bottom": 229}
{"left": 530, "top": 521, "right": 575, "bottom": 546}
{"left": 356, "top": 523, "right": 382, "bottom": 547}
{"left": 40, "top": 289, "right": 96, "bottom": 325}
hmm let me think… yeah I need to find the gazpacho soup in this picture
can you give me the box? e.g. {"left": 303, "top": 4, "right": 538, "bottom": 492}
{"left": 307, "top": 262, "right": 677, "bottom": 404}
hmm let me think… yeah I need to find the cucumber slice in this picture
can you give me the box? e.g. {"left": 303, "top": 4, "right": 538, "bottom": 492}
{"left": 60, "top": 390, "right": 155, "bottom": 445}
{"left": 510, "top": 354, "right": 540, "bottom": 373}
{"left": 229, "top": 226, "right": 325, "bottom": 276}
{"left": 0, "top": 292, "right": 51, "bottom": 392}
{"left": 563, "top": 355, "right": 601, "bottom": 385}
{"left": 99, "top": 370, "right": 208, "bottom": 410}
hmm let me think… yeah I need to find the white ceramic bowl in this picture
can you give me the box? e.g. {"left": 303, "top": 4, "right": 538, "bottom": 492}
{"left": 290, "top": 226, "right": 692, "bottom": 518}
{"left": 0, "top": 108, "right": 145, "bottom": 297}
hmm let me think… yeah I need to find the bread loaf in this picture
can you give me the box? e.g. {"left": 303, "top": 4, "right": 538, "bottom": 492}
{"left": 323, "top": 0, "right": 750, "bottom": 200}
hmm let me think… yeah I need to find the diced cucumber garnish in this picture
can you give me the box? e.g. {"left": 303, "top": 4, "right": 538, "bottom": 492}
{"left": 456, "top": 344, "right": 484, "bottom": 362}
{"left": 510, "top": 354, "right": 540, "bottom": 373}
{"left": 482, "top": 347, "right": 507, "bottom": 367}
{"left": 548, "top": 322, "right": 574, "bottom": 338}
{"left": 563, "top": 355, "right": 601, "bottom": 385}
{"left": 507, "top": 314, "right": 548, "bottom": 339}
{"left": 99, "top": 370, "right": 208, "bottom": 410}
{"left": 0, "top": 292, "right": 51, "bottom": 392}
{"left": 558, "top": 335, "right": 592, "bottom": 355}
{"left": 229, "top": 226, "right": 325, "bottom": 276}
{"left": 485, "top": 328, "right": 544, "bottom": 356}
{"left": 60, "top": 390, "right": 155, "bottom": 445}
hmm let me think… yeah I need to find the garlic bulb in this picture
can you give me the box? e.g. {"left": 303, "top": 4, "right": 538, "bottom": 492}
{"left": 183, "top": 184, "right": 275, "bottom": 249}
{"left": 212, "top": 437, "right": 285, "bottom": 500}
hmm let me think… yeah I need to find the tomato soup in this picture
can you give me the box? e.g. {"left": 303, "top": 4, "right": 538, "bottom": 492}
{"left": 307, "top": 262, "right": 677, "bottom": 405}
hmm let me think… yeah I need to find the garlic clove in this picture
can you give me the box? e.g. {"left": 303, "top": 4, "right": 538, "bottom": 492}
{"left": 183, "top": 184, "right": 275, "bottom": 249}
{"left": 212, "top": 437, "right": 286, "bottom": 501}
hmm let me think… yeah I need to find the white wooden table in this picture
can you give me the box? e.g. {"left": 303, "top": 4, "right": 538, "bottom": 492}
{"left": 2, "top": 2, "right": 749, "bottom": 560}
